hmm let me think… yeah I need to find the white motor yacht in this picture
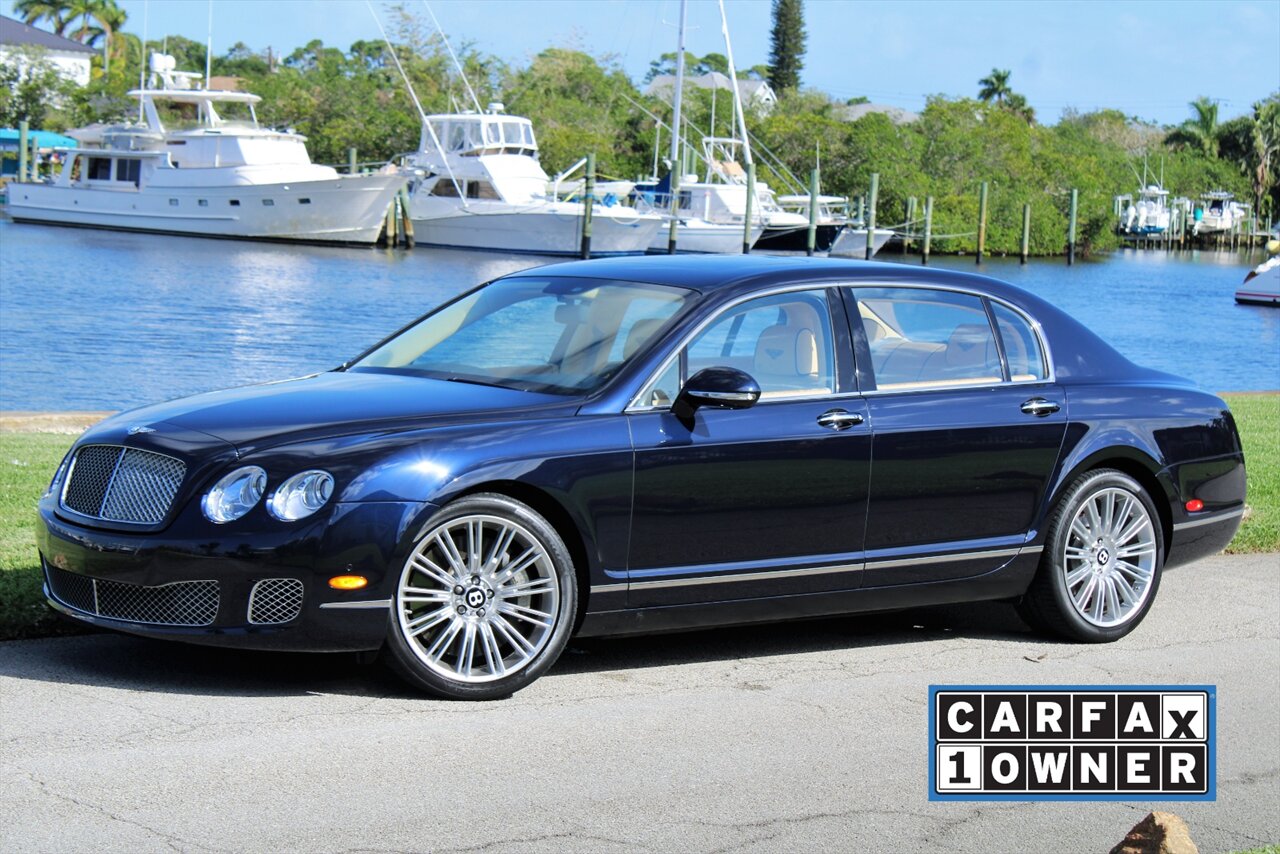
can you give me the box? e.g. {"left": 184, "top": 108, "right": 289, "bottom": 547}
{"left": 402, "top": 106, "right": 662, "bottom": 256}
{"left": 633, "top": 171, "right": 764, "bottom": 254}
{"left": 6, "top": 55, "right": 405, "bottom": 245}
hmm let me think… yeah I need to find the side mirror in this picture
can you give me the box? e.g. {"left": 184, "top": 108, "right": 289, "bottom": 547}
{"left": 673, "top": 367, "right": 761, "bottom": 419}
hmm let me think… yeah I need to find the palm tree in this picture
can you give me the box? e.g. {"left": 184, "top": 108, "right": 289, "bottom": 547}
{"left": 1250, "top": 96, "right": 1280, "bottom": 216}
{"left": 14, "top": 0, "right": 74, "bottom": 36}
{"left": 977, "top": 68, "right": 1012, "bottom": 104}
{"left": 1166, "top": 96, "right": 1222, "bottom": 159}
{"left": 64, "top": 0, "right": 126, "bottom": 76}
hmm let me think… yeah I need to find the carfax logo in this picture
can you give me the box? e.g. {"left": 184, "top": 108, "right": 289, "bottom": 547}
{"left": 928, "top": 686, "right": 1215, "bottom": 801}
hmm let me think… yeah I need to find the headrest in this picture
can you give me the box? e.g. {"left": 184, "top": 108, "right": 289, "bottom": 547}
{"left": 945, "top": 323, "right": 995, "bottom": 370}
{"left": 755, "top": 325, "right": 818, "bottom": 377}
{"left": 624, "top": 318, "right": 666, "bottom": 361}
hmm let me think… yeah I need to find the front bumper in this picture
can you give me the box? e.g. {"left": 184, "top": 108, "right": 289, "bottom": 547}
{"left": 37, "top": 497, "right": 433, "bottom": 652}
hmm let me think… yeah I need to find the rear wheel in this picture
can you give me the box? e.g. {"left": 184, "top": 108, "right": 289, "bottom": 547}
{"left": 385, "top": 494, "right": 576, "bottom": 700}
{"left": 1018, "top": 469, "right": 1164, "bottom": 642}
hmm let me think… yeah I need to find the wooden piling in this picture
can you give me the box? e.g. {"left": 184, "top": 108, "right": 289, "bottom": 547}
{"left": 865, "top": 173, "right": 879, "bottom": 260}
{"left": 398, "top": 186, "right": 415, "bottom": 248}
{"left": 348, "top": 147, "right": 358, "bottom": 175}
{"left": 666, "top": 170, "right": 680, "bottom": 255}
{"left": 29, "top": 133, "right": 38, "bottom": 180}
{"left": 743, "top": 161, "right": 755, "bottom": 255}
{"left": 1067, "top": 188, "right": 1078, "bottom": 265}
{"left": 17, "top": 120, "right": 27, "bottom": 184}
{"left": 904, "top": 197, "right": 917, "bottom": 253}
{"left": 580, "top": 152, "right": 596, "bottom": 260}
{"left": 976, "top": 181, "right": 989, "bottom": 264}
{"left": 1020, "top": 203, "right": 1031, "bottom": 264}
{"left": 806, "top": 168, "right": 819, "bottom": 257}
{"left": 921, "top": 196, "right": 933, "bottom": 266}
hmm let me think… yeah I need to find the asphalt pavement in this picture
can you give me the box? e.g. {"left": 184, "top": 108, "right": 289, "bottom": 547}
{"left": 2, "top": 552, "right": 1277, "bottom": 853}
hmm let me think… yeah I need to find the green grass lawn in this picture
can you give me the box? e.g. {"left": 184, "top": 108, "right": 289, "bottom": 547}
{"left": 1, "top": 392, "right": 1276, "bottom": 641}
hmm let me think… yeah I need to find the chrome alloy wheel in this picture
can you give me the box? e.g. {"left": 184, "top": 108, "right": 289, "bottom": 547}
{"left": 1062, "top": 486, "right": 1157, "bottom": 628}
{"left": 396, "top": 514, "right": 561, "bottom": 683}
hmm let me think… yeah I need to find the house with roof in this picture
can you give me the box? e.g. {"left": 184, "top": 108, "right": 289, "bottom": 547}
{"left": 0, "top": 15, "right": 97, "bottom": 87}
{"left": 646, "top": 72, "right": 778, "bottom": 116}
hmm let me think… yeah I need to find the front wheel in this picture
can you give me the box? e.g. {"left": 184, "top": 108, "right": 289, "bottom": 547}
{"left": 385, "top": 494, "right": 577, "bottom": 700}
{"left": 1018, "top": 469, "right": 1164, "bottom": 643}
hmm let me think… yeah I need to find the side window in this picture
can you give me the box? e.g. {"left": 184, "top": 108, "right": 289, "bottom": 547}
{"left": 855, "top": 288, "right": 1003, "bottom": 390}
{"left": 636, "top": 290, "right": 835, "bottom": 407}
{"left": 87, "top": 157, "right": 112, "bottom": 180}
{"left": 991, "top": 303, "right": 1047, "bottom": 381}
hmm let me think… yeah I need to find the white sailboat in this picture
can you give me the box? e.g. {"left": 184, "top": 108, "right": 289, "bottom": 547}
{"left": 401, "top": 106, "right": 663, "bottom": 256}
{"left": 6, "top": 55, "right": 405, "bottom": 245}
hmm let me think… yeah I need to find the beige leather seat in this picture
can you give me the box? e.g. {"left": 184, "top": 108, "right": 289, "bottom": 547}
{"left": 752, "top": 323, "right": 826, "bottom": 397}
{"left": 623, "top": 318, "right": 666, "bottom": 361}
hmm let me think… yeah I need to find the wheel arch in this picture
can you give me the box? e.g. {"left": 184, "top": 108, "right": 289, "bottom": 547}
{"left": 452, "top": 479, "right": 595, "bottom": 630}
{"left": 1043, "top": 445, "right": 1175, "bottom": 558}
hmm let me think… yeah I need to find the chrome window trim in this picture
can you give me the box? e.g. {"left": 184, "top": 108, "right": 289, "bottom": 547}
{"left": 623, "top": 280, "right": 1056, "bottom": 413}
{"left": 846, "top": 282, "right": 1056, "bottom": 390}
{"left": 625, "top": 283, "right": 843, "bottom": 413}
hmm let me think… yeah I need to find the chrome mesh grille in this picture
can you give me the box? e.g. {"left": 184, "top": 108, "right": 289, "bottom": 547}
{"left": 248, "top": 578, "right": 304, "bottom": 624}
{"left": 61, "top": 445, "right": 186, "bottom": 524}
{"left": 46, "top": 565, "right": 218, "bottom": 626}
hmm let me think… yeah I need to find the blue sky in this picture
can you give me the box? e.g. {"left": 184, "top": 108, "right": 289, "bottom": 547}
{"left": 10, "top": 0, "right": 1280, "bottom": 126}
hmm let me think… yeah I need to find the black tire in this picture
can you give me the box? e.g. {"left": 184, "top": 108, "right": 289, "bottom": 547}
{"left": 1017, "top": 469, "right": 1165, "bottom": 643}
{"left": 385, "top": 493, "right": 577, "bottom": 700}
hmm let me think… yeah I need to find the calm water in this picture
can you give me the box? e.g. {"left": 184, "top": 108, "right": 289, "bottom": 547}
{"left": 1, "top": 218, "right": 1277, "bottom": 411}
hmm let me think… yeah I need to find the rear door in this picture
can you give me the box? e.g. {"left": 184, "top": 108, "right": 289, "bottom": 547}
{"left": 847, "top": 286, "right": 1067, "bottom": 586}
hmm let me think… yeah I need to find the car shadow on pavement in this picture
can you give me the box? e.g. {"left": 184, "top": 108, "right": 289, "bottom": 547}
{"left": 1, "top": 599, "right": 1056, "bottom": 700}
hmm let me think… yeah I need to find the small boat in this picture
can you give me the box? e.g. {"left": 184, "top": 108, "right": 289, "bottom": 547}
{"left": 632, "top": 172, "right": 763, "bottom": 254}
{"left": 754, "top": 192, "right": 847, "bottom": 252}
{"left": 1121, "top": 185, "right": 1172, "bottom": 234}
{"left": 1193, "top": 191, "right": 1248, "bottom": 235}
{"left": 6, "top": 54, "right": 406, "bottom": 245}
{"left": 401, "top": 106, "right": 663, "bottom": 256}
{"left": 1236, "top": 251, "right": 1280, "bottom": 306}
{"left": 827, "top": 224, "right": 895, "bottom": 258}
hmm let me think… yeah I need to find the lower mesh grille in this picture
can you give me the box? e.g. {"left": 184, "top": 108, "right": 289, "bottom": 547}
{"left": 248, "top": 578, "right": 304, "bottom": 624}
{"left": 46, "top": 565, "right": 219, "bottom": 626}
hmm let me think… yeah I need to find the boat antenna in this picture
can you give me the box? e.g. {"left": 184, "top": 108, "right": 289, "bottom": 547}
{"left": 716, "top": 0, "right": 752, "bottom": 167}
{"left": 421, "top": 0, "right": 483, "bottom": 113}
{"left": 138, "top": 0, "right": 149, "bottom": 122}
{"left": 365, "top": 1, "right": 466, "bottom": 202}
{"left": 205, "top": 0, "right": 213, "bottom": 89}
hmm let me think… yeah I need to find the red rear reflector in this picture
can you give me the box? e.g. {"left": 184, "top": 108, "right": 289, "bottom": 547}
{"left": 1185, "top": 499, "right": 1204, "bottom": 513}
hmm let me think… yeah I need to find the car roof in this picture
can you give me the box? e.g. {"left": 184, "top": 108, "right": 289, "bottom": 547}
{"left": 506, "top": 254, "right": 1032, "bottom": 303}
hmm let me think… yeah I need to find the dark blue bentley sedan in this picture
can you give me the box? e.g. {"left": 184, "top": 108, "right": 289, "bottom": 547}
{"left": 38, "top": 256, "right": 1246, "bottom": 699}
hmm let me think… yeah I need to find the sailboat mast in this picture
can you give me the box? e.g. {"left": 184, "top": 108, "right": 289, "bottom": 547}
{"left": 669, "top": 0, "right": 687, "bottom": 176}
{"left": 205, "top": 0, "right": 213, "bottom": 89}
{"left": 664, "top": 0, "right": 687, "bottom": 254}
{"left": 717, "top": 0, "right": 752, "bottom": 167}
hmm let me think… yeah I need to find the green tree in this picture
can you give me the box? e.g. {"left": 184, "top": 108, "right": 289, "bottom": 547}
{"left": 0, "top": 45, "right": 75, "bottom": 129}
{"left": 977, "top": 68, "right": 1012, "bottom": 104}
{"left": 767, "top": 0, "right": 805, "bottom": 92}
{"left": 1165, "top": 96, "right": 1222, "bottom": 158}
{"left": 1247, "top": 94, "right": 1280, "bottom": 215}
{"left": 13, "top": 0, "right": 73, "bottom": 36}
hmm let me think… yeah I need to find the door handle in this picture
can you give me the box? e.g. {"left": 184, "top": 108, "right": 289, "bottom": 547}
{"left": 817, "top": 409, "right": 864, "bottom": 431}
{"left": 1020, "top": 398, "right": 1061, "bottom": 417}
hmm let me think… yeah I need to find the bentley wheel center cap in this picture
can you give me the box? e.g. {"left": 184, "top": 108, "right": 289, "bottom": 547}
{"left": 465, "top": 588, "right": 486, "bottom": 609}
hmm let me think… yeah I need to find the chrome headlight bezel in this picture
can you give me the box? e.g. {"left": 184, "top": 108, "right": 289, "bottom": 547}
{"left": 202, "top": 465, "right": 268, "bottom": 524}
{"left": 267, "top": 469, "right": 334, "bottom": 522}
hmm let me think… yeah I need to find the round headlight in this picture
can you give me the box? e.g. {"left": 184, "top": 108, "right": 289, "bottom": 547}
{"left": 267, "top": 470, "right": 334, "bottom": 521}
{"left": 202, "top": 466, "right": 267, "bottom": 524}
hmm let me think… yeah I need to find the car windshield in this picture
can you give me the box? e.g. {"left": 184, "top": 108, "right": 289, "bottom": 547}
{"left": 350, "top": 276, "right": 694, "bottom": 395}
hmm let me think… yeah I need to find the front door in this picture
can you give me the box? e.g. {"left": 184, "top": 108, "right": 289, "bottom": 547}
{"left": 626, "top": 287, "right": 871, "bottom": 607}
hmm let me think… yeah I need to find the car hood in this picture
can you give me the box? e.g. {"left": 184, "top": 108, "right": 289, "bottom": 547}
{"left": 88, "top": 370, "right": 576, "bottom": 451}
